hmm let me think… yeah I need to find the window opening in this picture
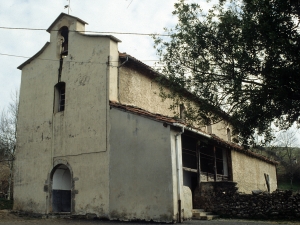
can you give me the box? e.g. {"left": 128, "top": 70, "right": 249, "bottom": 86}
{"left": 54, "top": 82, "right": 66, "bottom": 113}
{"left": 180, "top": 104, "right": 186, "bottom": 120}
{"left": 182, "top": 135, "right": 197, "bottom": 170}
{"left": 206, "top": 125, "right": 212, "bottom": 134}
{"left": 222, "top": 149, "right": 229, "bottom": 176}
{"left": 200, "top": 146, "right": 214, "bottom": 175}
{"left": 181, "top": 134, "right": 198, "bottom": 208}
{"left": 227, "top": 128, "right": 231, "bottom": 142}
{"left": 215, "top": 148, "right": 224, "bottom": 174}
{"left": 200, "top": 145, "right": 229, "bottom": 181}
{"left": 59, "top": 85, "right": 65, "bottom": 112}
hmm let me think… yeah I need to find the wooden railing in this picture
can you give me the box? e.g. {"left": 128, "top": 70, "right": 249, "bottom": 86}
{"left": 182, "top": 167, "right": 229, "bottom": 182}
{"left": 200, "top": 172, "right": 228, "bottom": 182}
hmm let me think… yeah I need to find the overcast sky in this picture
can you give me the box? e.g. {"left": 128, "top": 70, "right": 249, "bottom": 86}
{"left": 0, "top": 0, "right": 217, "bottom": 112}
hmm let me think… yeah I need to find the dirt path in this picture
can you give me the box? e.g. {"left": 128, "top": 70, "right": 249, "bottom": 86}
{"left": 0, "top": 210, "right": 20, "bottom": 220}
{"left": 1, "top": 211, "right": 300, "bottom": 225}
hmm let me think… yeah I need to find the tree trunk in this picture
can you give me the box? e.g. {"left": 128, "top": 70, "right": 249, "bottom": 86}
{"left": 7, "top": 161, "right": 13, "bottom": 200}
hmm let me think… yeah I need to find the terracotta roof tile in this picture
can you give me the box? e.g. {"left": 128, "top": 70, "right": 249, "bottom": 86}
{"left": 110, "top": 101, "right": 178, "bottom": 124}
{"left": 210, "top": 134, "right": 278, "bottom": 165}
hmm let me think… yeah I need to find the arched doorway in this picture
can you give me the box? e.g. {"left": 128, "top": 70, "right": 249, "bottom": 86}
{"left": 51, "top": 164, "right": 72, "bottom": 212}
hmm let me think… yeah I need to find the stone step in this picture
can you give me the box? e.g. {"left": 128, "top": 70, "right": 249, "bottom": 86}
{"left": 192, "top": 209, "right": 219, "bottom": 220}
{"left": 192, "top": 215, "right": 219, "bottom": 220}
{"left": 192, "top": 211, "right": 212, "bottom": 218}
{"left": 192, "top": 209, "right": 205, "bottom": 213}
{"left": 206, "top": 215, "right": 219, "bottom": 220}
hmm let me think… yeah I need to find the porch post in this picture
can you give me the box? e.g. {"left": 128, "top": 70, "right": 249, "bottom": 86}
{"left": 197, "top": 141, "right": 201, "bottom": 184}
{"left": 213, "top": 145, "right": 217, "bottom": 182}
{"left": 227, "top": 149, "right": 233, "bottom": 181}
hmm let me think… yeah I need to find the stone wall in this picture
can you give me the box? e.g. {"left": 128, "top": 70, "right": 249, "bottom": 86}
{"left": 194, "top": 182, "right": 300, "bottom": 220}
{"left": 119, "top": 66, "right": 234, "bottom": 142}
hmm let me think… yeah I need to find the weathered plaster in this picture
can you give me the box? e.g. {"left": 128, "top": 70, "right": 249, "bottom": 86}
{"left": 55, "top": 155, "right": 109, "bottom": 217}
{"left": 182, "top": 186, "right": 192, "bottom": 220}
{"left": 231, "top": 150, "right": 277, "bottom": 193}
{"left": 14, "top": 14, "right": 117, "bottom": 217}
{"left": 109, "top": 108, "right": 176, "bottom": 222}
{"left": 118, "top": 66, "right": 234, "bottom": 143}
{"left": 119, "top": 66, "right": 176, "bottom": 117}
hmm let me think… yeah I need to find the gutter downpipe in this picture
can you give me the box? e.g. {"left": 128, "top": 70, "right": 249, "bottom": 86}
{"left": 173, "top": 123, "right": 211, "bottom": 139}
{"left": 175, "top": 126, "right": 184, "bottom": 223}
{"left": 117, "top": 56, "right": 129, "bottom": 69}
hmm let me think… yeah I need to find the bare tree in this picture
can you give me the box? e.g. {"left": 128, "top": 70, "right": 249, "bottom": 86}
{"left": 252, "top": 126, "right": 300, "bottom": 190}
{"left": 0, "top": 91, "right": 19, "bottom": 200}
{"left": 271, "top": 128, "right": 300, "bottom": 189}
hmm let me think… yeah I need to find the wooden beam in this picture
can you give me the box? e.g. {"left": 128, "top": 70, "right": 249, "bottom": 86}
{"left": 197, "top": 141, "right": 201, "bottom": 185}
{"left": 183, "top": 167, "right": 197, "bottom": 173}
{"left": 213, "top": 146, "right": 217, "bottom": 182}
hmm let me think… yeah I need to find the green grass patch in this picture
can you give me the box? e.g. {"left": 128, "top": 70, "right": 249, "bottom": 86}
{"left": 277, "top": 181, "right": 300, "bottom": 192}
{"left": 0, "top": 198, "right": 13, "bottom": 210}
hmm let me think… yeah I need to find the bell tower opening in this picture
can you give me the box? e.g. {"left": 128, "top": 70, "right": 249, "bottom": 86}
{"left": 59, "top": 26, "right": 69, "bottom": 56}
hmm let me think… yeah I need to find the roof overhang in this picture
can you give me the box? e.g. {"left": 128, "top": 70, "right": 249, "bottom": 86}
{"left": 78, "top": 32, "right": 121, "bottom": 43}
{"left": 46, "top": 13, "right": 88, "bottom": 33}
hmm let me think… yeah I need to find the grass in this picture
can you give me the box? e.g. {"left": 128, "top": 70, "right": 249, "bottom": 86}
{"left": 0, "top": 198, "right": 13, "bottom": 210}
{"left": 277, "top": 181, "right": 300, "bottom": 192}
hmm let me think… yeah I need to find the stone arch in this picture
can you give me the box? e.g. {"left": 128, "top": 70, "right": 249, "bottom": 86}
{"left": 49, "top": 161, "right": 73, "bottom": 213}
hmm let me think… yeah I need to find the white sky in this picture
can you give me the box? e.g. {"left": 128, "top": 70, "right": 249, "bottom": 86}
{"left": 0, "top": 0, "right": 215, "bottom": 112}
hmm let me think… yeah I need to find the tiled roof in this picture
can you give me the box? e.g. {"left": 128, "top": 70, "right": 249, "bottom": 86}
{"left": 110, "top": 101, "right": 179, "bottom": 125}
{"left": 210, "top": 134, "right": 278, "bottom": 165}
{"left": 110, "top": 101, "right": 278, "bottom": 165}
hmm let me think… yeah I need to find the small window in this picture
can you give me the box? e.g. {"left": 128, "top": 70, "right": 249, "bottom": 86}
{"left": 59, "top": 85, "right": 65, "bottom": 111}
{"left": 206, "top": 124, "right": 212, "bottom": 134}
{"left": 54, "top": 82, "right": 66, "bottom": 113}
{"left": 180, "top": 104, "right": 186, "bottom": 120}
{"left": 227, "top": 128, "right": 231, "bottom": 142}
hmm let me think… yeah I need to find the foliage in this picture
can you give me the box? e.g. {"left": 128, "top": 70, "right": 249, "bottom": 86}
{"left": 154, "top": 0, "right": 300, "bottom": 146}
{"left": 0, "top": 91, "right": 19, "bottom": 200}
{"left": 253, "top": 128, "right": 300, "bottom": 189}
{"left": 277, "top": 181, "right": 300, "bottom": 191}
{"left": 0, "top": 198, "right": 13, "bottom": 210}
{"left": 0, "top": 163, "right": 9, "bottom": 198}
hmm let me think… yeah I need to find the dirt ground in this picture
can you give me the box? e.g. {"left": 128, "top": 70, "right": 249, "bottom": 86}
{"left": 1, "top": 210, "right": 300, "bottom": 225}
{"left": 0, "top": 210, "right": 18, "bottom": 220}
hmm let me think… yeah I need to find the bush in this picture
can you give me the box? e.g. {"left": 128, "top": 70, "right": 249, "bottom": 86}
{"left": 0, "top": 198, "right": 13, "bottom": 210}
